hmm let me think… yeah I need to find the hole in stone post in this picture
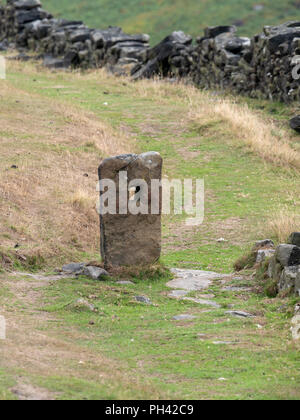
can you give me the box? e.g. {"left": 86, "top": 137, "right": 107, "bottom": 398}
{"left": 129, "top": 186, "right": 141, "bottom": 202}
{"left": 129, "top": 187, "right": 136, "bottom": 201}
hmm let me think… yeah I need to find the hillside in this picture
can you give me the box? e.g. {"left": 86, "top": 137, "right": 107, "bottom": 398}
{"left": 0, "top": 52, "right": 299, "bottom": 399}
{"left": 0, "top": 58, "right": 299, "bottom": 269}
{"left": 41, "top": 0, "right": 300, "bottom": 44}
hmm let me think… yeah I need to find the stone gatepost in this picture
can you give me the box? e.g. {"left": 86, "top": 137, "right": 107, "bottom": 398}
{"left": 98, "top": 152, "right": 162, "bottom": 268}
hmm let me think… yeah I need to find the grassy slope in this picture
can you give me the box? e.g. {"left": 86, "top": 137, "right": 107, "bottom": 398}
{"left": 41, "top": 0, "right": 300, "bottom": 44}
{"left": 0, "top": 60, "right": 299, "bottom": 399}
{"left": 1, "top": 59, "right": 299, "bottom": 272}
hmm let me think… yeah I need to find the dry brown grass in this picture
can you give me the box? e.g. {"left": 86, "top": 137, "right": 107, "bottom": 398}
{"left": 69, "top": 189, "right": 95, "bottom": 212}
{"left": 266, "top": 208, "right": 300, "bottom": 243}
{"left": 0, "top": 79, "right": 132, "bottom": 264}
{"left": 188, "top": 95, "right": 300, "bottom": 170}
{"left": 121, "top": 74, "right": 300, "bottom": 170}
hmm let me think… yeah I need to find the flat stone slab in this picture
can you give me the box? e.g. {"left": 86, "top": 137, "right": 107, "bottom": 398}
{"left": 221, "top": 286, "right": 251, "bottom": 292}
{"left": 198, "top": 293, "right": 216, "bottom": 299}
{"left": 62, "top": 263, "right": 85, "bottom": 274}
{"left": 83, "top": 266, "right": 109, "bottom": 280}
{"left": 135, "top": 296, "right": 152, "bottom": 305}
{"left": 168, "top": 268, "right": 226, "bottom": 291}
{"left": 182, "top": 297, "right": 221, "bottom": 308}
{"left": 168, "top": 289, "right": 190, "bottom": 298}
{"left": 172, "top": 314, "right": 196, "bottom": 321}
{"left": 225, "top": 310, "right": 254, "bottom": 318}
{"left": 12, "top": 272, "right": 75, "bottom": 282}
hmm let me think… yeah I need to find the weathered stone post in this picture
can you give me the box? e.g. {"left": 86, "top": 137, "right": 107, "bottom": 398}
{"left": 98, "top": 152, "right": 162, "bottom": 268}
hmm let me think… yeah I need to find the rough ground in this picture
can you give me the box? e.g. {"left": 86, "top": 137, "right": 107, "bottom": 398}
{"left": 1, "top": 267, "right": 299, "bottom": 400}
{"left": 0, "top": 271, "right": 163, "bottom": 400}
{"left": 0, "top": 60, "right": 299, "bottom": 400}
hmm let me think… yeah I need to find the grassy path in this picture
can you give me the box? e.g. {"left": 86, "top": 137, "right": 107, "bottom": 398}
{"left": 0, "top": 61, "right": 299, "bottom": 399}
{"left": 0, "top": 267, "right": 299, "bottom": 400}
{"left": 5, "top": 61, "right": 300, "bottom": 271}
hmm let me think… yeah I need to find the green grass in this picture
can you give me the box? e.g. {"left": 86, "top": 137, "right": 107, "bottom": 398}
{"left": 0, "top": 369, "right": 17, "bottom": 400}
{"left": 37, "top": 274, "right": 300, "bottom": 399}
{"left": 39, "top": 0, "right": 300, "bottom": 44}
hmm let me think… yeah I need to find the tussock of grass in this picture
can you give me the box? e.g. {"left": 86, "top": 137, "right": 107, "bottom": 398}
{"left": 70, "top": 189, "right": 95, "bottom": 212}
{"left": 106, "top": 263, "right": 171, "bottom": 282}
{"left": 234, "top": 251, "right": 256, "bottom": 271}
{"left": 0, "top": 248, "right": 45, "bottom": 272}
{"left": 266, "top": 209, "right": 300, "bottom": 243}
{"left": 264, "top": 279, "right": 279, "bottom": 298}
{"left": 253, "top": 259, "right": 277, "bottom": 297}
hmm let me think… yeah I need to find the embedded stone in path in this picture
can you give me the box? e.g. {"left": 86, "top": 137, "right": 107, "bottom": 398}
{"left": 225, "top": 310, "right": 254, "bottom": 318}
{"left": 135, "top": 296, "right": 152, "bottom": 305}
{"left": 167, "top": 268, "right": 226, "bottom": 291}
{"left": 221, "top": 286, "right": 251, "bottom": 292}
{"left": 98, "top": 152, "right": 163, "bottom": 268}
{"left": 168, "top": 289, "right": 190, "bottom": 298}
{"left": 74, "top": 299, "right": 96, "bottom": 312}
{"left": 167, "top": 268, "right": 226, "bottom": 310}
{"left": 182, "top": 297, "right": 221, "bottom": 308}
{"left": 172, "top": 314, "right": 196, "bottom": 321}
{"left": 62, "top": 262, "right": 85, "bottom": 274}
{"left": 168, "top": 289, "right": 216, "bottom": 299}
{"left": 83, "top": 266, "right": 109, "bottom": 281}
{"left": 62, "top": 263, "right": 109, "bottom": 280}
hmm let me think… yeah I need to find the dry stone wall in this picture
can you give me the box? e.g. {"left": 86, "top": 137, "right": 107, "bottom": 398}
{"left": 267, "top": 233, "right": 300, "bottom": 297}
{"left": 190, "top": 22, "right": 300, "bottom": 102}
{"left": 131, "top": 31, "right": 194, "bottom": 80}
{"left": 0, "top": 0, "right": 299, "bottom": 102}
{"left": 0, "top": 0, "right": 150, "bottom": 71}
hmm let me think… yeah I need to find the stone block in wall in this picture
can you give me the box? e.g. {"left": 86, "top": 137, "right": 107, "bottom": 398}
{"left": 253, "top": 239, "right": 275, "bottom": 250}
{"left": 288, "top": 232, "right": 300, "bottom": 247}
{"left": 295, "top": 271, "right": 300, "bottom": 296}
{"left": 267, "top": 23, "right": 300, "bottom": 53}
{"left": 275, "top": 244, "right": 300, "bottom": 267}
{"left": 68, "top": 29, "right": 91, "bottom": 43}
{"left": 268, "top": 256, "right": 283, "bottom": 281}
{"left": 131, "top": 31, "right": 193, "bottom": 80}
{"left": 12, "top": 0, "right": 42, "bottom": 9}
{"left": 204, "top": 25, "right": 237, "bottom": 38}
{"left": 14, "top": 8, "right": 50, "bottom": 25}
{"left": 279, "top": 265, "right": 300, "bottom": 294}
{"left": 256, "top": 249, "right": 275, "bottom": 264}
